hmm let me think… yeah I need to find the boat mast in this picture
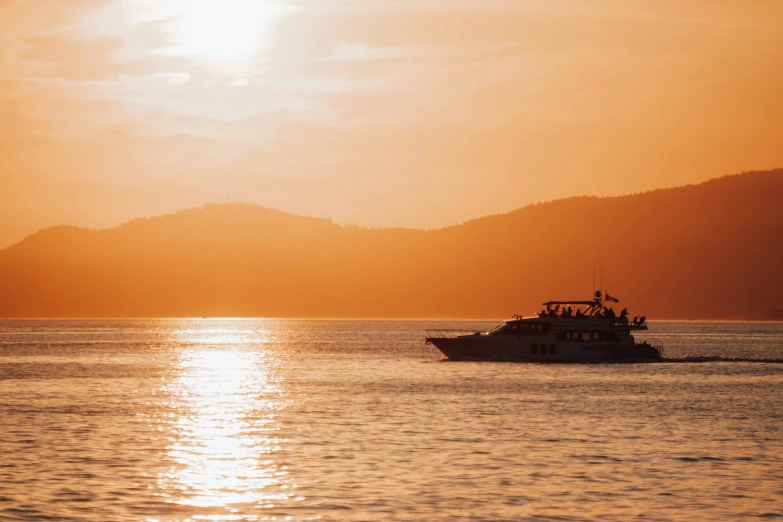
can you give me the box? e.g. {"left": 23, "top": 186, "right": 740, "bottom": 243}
{"left": 600, "top": 266, "right": 604, "bottom": 306}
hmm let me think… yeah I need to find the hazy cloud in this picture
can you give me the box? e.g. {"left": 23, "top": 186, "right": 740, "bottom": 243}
{"left": 1, "top": 0, "right": 782, "bottom": 248}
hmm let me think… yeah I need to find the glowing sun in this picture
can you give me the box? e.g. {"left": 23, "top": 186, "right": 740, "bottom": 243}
{"left": 160, "top": 0, "right": 294, "bottom": 69}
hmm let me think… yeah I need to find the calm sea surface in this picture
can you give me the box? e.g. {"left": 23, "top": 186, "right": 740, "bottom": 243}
{"left": 0, "top": 320, "right": 781, "bottom": 521}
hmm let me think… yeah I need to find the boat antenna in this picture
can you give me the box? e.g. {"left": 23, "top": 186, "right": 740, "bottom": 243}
{"left": 593, "top": 266, "right": 596, "bottom": 294}
{"left": 600, "top": 266, "right": 603, "bottom": 305}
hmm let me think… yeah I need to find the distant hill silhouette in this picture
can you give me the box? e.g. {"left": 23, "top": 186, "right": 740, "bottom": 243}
{"left": 1, "top": 169, "right": 782, "bottom": 319}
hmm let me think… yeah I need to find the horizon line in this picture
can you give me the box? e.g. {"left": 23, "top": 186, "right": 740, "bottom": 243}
{"left": 0, "top": 317, "right": 779, "bottom": 323}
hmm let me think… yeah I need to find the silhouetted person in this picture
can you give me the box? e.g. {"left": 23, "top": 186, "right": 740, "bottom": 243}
{"left": 640, "top": 316, "right": 646, "bottom": 325}
{"left": 620, "top": 308, "right": 628, "bottom": 319}
{"left": 632, "top": 316, "right": 639, "bottom": 325}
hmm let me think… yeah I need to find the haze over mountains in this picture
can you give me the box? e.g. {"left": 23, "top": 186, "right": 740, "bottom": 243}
{"left": 1, "top": 170, "right": 781, "bottom": 319}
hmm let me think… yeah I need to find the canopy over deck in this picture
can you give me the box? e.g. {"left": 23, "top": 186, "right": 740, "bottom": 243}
{"left": 543, "top": 301, "right": 599, "bottom": 306}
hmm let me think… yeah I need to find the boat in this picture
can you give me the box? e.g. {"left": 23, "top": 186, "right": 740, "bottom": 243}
{"left": 426, "top": 291, "right": 661, "bottom": 361}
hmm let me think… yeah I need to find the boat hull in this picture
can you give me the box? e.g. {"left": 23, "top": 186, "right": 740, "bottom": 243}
{"left": 427, "top": 336, "right": 661, "bottom": 362}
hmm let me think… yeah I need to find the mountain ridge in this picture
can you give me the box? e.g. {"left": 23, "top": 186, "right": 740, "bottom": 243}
{"left": 5, "top": 169, "right": 766, "bottom": 251}
{"left": 1, "top": 169, "right": 781, "bottom": 319}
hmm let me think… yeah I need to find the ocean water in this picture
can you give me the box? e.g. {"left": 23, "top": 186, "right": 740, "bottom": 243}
{"left": 0, "top": 319, "right": 781, "bottom": 522}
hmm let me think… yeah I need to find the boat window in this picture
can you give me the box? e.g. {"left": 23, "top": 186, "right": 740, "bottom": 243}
{"left": 531, "top": 344, "right": 538, "bottom": 354}
{"left": 513, "top": 322, "right": 551, "bottom": 333}
{"left": 549, "top": 345, "right": 555, "bottom": 355}
{"left": 557, "top": 331, "right": 619, "bottom": 342}
{"left": 491, "top": 323, "right": 513, "bottom": 335}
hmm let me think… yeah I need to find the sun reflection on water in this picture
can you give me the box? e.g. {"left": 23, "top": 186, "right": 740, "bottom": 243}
{"left": 157, "top": 322, "right": 297, "bottom": 518}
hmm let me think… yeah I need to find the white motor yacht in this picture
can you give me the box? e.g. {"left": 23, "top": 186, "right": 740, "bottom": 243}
{"left": 426, "top": 291, "right": 661, "bottom": 361}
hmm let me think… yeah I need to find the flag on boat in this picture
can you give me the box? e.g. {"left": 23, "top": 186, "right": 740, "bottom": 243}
{"left": 605, "top": 293, "right": 619, "bottom": 303}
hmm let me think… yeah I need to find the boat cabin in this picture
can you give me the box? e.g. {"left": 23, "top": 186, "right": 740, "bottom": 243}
{"left": 488, "top": 297, "right": 648, "bottom": 338}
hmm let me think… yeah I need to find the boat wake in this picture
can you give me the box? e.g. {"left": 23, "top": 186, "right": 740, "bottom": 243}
{"left": 432, "top": 356, "right": 783, "bottom": 364}
{"left": 661, "top": 356, "right": 783, "bottom": 364}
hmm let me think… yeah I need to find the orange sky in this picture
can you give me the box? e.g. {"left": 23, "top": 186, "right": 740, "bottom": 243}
{"left": 1, "top": 0, "right": 782, "bottom": 248}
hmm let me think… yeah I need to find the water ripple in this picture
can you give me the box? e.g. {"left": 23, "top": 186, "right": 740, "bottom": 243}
{"left": 0, "top": 319, "right": 780, "bottom": 521}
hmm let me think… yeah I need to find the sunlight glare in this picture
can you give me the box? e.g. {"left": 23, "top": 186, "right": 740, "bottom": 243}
{"left": 157, "top": 323, "right": 295, "bottom": 514}
{"left": 157, "top": 0, "right": 294, "bottom": 70}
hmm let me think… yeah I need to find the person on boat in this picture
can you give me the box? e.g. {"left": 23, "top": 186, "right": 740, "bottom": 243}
{"left": 632, "top": 316, "right": 639, "bottom": 325}
{"left": 605, "top": 307, "right": 616, "bottom": 320}
{"left": 620, "top": 308, "right": 628, "bottom": 319}
{"left": 576, "top": 309, "right": 584, "bottom": 317}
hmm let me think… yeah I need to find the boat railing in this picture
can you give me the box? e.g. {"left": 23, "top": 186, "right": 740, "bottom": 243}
{"left": 637, "top": 342, "right": 664, "bottom": 358}
{"left": 538, "top": 314, "right": 647, "bottom": 326}
{"left": 607, "top": 317, "right": 647, "bottom": 327}
{"left": 425, "top": 329, "right": 485, "bottom": 339}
